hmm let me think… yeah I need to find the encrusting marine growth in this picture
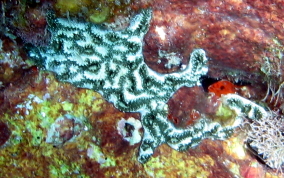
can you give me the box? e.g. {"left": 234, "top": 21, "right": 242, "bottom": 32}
{"left": 25, "top": 9, "right": 268, "bottom": 163}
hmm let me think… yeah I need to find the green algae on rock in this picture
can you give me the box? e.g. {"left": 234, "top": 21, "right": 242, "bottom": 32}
{"left": 25, "top": 8, "right": 268, "bottom": 164}
{"left": 89, "top": 6, "right": 110, "bottom": 24}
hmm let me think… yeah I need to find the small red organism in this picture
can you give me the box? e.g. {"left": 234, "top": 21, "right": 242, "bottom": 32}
{"left": 186, "top": 109, "right": 201, "bottom": 126}
{"left": 29, "top": 66, "right": 38, "bottom": 73}
{"left": 168, "top": 113, "right": 180, "bottom": 125}
{"left": 208, "top": 80, "right": 237, "bottom": 97}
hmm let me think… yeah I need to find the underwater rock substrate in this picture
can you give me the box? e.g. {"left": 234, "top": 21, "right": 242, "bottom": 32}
{"left": 26, "top": 8, "right": 268, "bottom": 163}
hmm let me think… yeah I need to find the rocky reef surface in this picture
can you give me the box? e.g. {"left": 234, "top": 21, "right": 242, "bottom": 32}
{"left": 0, "top": 0, "right": 284, "bottom": 177}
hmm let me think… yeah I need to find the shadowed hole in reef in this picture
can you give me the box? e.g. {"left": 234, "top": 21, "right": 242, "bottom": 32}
{"left": 0, "top": 121, "right": 11, "bottom": 146}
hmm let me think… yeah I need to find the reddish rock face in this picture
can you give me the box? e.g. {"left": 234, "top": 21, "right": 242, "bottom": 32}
{"left": 167, "top": 86, "right": 221, "bottom": 128}
{"left": 142, "top": 0, "right": 284, "bottom": 79}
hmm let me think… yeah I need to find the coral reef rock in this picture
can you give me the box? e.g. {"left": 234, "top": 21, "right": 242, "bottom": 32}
{"left": 26, "top": 8, "right": 267, "bottom": 164}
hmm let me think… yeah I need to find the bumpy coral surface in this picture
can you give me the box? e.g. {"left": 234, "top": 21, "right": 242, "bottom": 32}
{"left": 141, "top": 0, "right": 284, "bottom": 84}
